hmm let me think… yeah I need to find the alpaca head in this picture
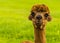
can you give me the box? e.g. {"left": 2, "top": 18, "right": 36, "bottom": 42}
{"left": 29, "top": 4, "right": 51, "bottom": 29}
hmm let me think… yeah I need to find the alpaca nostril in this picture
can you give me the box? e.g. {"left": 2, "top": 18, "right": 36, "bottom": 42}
{"left": 36, "top": 15, "right": 42, "bottom": 20}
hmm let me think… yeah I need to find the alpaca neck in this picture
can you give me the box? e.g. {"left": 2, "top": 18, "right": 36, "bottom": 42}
{"left": 34, "top": 27, "right": 46, "bottom": 43}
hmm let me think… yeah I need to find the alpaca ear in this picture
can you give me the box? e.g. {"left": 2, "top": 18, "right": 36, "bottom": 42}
{"left": 28, "top": 15, "right": 33, "bottom": 20}
{"left": 28, "top": 12, "right": 35, "bottom": 20}
{"left": 47, "top": 15, "right": 52, "bottom": 21}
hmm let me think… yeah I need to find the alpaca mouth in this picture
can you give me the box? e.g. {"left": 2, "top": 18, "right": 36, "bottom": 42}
{"left": 35, "top": 20, "right": 42, "bottom": 26}
{"left": 36, "top": 23, "right": 41, "bottom": 26}
{"left": 36, "top": 22, "right": 42, "bottom": 26}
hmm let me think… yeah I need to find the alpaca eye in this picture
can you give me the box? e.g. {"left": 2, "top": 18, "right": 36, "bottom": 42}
{"left": 31, "top": 12, "right": 35, "bottom": 17}
{"left": 44, "top": 13, "right": 49, "bottom": 17}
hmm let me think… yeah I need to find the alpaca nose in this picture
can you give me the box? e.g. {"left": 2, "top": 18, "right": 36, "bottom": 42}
{"left": 36, "top": 15, "right": 42, "bottom": 20}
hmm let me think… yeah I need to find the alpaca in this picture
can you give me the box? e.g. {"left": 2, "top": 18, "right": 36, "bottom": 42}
{"left": 22, "top": 4, "right": 51, "bottom": 43}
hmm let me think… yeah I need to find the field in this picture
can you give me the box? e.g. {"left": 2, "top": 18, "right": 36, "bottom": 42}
{"left": 0, "top": 0, "right": 60, "bottom": 43}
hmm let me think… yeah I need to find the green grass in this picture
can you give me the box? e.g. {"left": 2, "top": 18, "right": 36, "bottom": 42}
{"left": 0, "top": 0, "right": 60, "bottom": 43}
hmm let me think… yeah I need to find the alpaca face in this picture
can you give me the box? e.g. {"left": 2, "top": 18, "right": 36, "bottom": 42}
{"left": 32, "top": 12, "right": 49, "bottom": 26}
{"left": 29, "top": 4, "right": 51, "bottom": 28}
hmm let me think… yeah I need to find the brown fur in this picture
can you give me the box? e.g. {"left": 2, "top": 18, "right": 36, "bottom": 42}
{"left": 29, "top": 4, "right": 51, "bottom": 21}
{"left": 22, "top": 4, "right": 51, "bottom": 43}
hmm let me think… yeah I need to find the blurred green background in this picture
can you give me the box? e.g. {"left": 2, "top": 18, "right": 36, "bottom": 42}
{"left": 0, "top": 0, "right": 60, "bottom": 43}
